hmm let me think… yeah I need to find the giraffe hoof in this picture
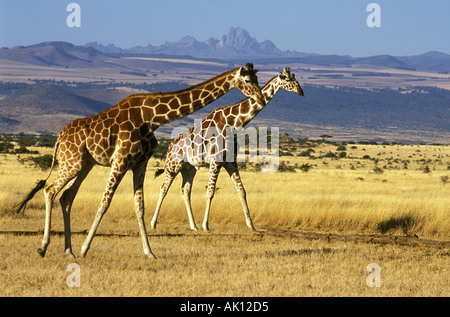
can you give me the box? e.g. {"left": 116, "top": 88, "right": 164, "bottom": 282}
{"left": 65, "top": 249, "right": 76, "bottom": 258}
{"left": 80, "top": 248, "right": 88, "bottom": 258}
{"left": 37, "top": 248, "right": 46, "bottom": 258}
{"left": 146, "top": 253, "right": 157, "bottom": 259}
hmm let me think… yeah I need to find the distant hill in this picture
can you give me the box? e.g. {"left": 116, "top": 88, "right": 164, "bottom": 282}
{"left": 397, "top": 51, "right": 450, "bottom": 73}
{"left": 0, "top": 83, "right": 110, "bottom": 115}
{"left": 0, "top": 83, "right": 110, "bottom": 134}
{"left": 257, "top": 85, "right": 450, "bottom": 133}
{"left": 156, "top": 84, "right": 450, "bottom": 143}
{"left": 0, "top": 41, "right": 117, "bottom": 68}
{"left": 0, "top": 82, "right": 449, "bottom": 143}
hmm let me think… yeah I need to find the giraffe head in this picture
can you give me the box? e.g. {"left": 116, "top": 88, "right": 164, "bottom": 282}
{"left": 276, "top": 67, "right": 304, "bottom": 96}
{"left": 232, "top": 63, "right": 265, "bottom": 106}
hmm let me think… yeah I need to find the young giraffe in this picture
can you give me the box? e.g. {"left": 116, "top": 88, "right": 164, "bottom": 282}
{"left": 151, "top": 68, "right": 303, "bottom": 232}
{"left": 15, "top": 64, "right": 264, "bottom": 259}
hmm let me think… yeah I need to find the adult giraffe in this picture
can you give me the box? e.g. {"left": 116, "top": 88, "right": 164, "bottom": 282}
{"left": 15, "top": 64, "right": 264, "bottom": 259}
{"left": 151, "top": 68, "right": 303, "bottom": 232}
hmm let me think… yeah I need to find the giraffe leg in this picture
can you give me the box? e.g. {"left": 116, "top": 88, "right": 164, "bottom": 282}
{"left": 224, "top": 162, "right": 256, "bottom": 231}
{"left": 38, "top": 168, "right": 79, "bottom": 257}
{"left": 202, "top": 162, "right": 222, "bottom": 231}
{"left": 132, "top": 162, "right": 156, "bottom": 259}
{"left": 38, "top": 186, "right": 58, "bottom": 257}
{"left": 59, "top": 160, "right": 95, "bottom": 258}
{"left": 80, "top": 163, "right": 125, "bottom": 258}
{"left": 181, "top": 164, "right": 198, "bottom": 231}
{"left": 150, "top": 170, "right": 177, "bottom": 229}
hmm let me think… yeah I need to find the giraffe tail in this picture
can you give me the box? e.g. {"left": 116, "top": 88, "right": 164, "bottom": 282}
{"left": 14, "top": 136, "right": 60, "bottom": 214}
{"left": 14, "top": 179, "right": 47, "bottom": 214}
{"left": 154, "top": 169, "right": 165, "bottom": 178}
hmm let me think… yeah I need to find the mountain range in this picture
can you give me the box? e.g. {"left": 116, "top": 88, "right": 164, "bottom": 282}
{"left": 87, "top": 27, "right": 286, "bottom": 59}
{"left": 0, "top": 27, "right": 449, "bottom": 142}
{"left": 86, "top": 27, "right": 450, "bottom": 72}
{"left": 1, "top": 27, "right": 449, "bottom": 72}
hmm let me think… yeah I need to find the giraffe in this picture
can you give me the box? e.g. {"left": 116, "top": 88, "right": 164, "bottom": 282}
{"left": 150, "top": 67, "right": 303, "bottom": 232}
{"left": 15, "top": 64, "right": 264, "bottom": 259}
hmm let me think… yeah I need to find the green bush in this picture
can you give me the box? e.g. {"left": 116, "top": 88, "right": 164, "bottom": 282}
{"left": 299, "top": 163, "right": 313, "bottom": 173}
{"left": 28, "top": 154, "right": 56, "bottom": 170}
{"left": 298, "top": 148, "right": 315, "bottom": 157}
{"left": 324, "top": 152, "right": 337, "bottom": 159}
{"left": 373, "top": 166, "right": 384, "bottom": 174}
{"left": 0, "top": 141, "right": 14, "bottom": 153}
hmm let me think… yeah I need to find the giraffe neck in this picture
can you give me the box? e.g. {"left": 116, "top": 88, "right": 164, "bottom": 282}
{"left": 139, "top": 68, "right": 238, "bottom": 130}
{"left": 261, "top": 76, "right": 282, "bottom": 101}
{"left": 235, "top": 76, "right": 279, "bottom": 128}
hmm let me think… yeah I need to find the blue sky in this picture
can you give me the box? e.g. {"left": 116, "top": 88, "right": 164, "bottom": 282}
{"left": 0, "top": 0, "right": 449, "bottom": 57}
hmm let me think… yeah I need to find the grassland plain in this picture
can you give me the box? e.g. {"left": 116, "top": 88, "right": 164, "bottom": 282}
{"left": 0, "top": 140, "right": 449, "bottom": 297}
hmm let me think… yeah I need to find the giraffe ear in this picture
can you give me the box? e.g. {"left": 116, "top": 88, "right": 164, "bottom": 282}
{"left": 253, "top": 69, "right": 259, "bottom": 74}
{"left": 239, "top": 67, "right": 246, "bottom": 76}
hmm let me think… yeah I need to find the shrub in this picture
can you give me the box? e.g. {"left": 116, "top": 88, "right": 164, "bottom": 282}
{"left": 0, "top": 141, "right": 14, "bottom": 153}
{"left": 28, "top": 154, "right": 56, "bottom": 170}
{"left": 324, "top": 152, "right": 337, "bottom": 159}
{"left": 152, "top": 139, "right": 171, "bottom": 160}
{"left": 237, "top": 162, "right": 247, "bottom": 171}
{"left": 14, "top": 145, "right": 38, "bottom": 154}
{"left": 278, "top": 161, "right": 296, "bottom": 173}
{"left": 36, "top": 135, "right": 57, "bottom": 148}
{"left": 298, "top": 163, "right": 313, "bottom": 173}
{"left": 298, "top": 148, "right": 315, "bottom": 157}
{"left": 373, "top": 166, "right": 384, "bottom": 174}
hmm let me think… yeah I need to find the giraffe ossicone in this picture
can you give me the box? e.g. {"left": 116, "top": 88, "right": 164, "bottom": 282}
{"left": 151, "top": 67, "right": 304, "bottom": 232}
{"left": 14, "top": 64, "right": 263, "bottom": 259}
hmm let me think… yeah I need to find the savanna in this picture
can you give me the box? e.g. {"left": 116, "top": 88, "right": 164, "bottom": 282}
{"left": 0, "top": 134, "right": 448, "bottom": 296}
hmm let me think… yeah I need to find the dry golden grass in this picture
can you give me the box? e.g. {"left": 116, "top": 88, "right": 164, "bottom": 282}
{"left": 150, "top": 142, "right": 450, "bottom": 239}
{"left": 0, "top": 143, "right": 449, "bottom": 297}
{"left": 0, "top": 226, "right": 448, "bottom": 297}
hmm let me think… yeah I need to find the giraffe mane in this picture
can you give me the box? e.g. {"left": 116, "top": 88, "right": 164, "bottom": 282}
{"left": 128, "top": 68, "right": 241, "bottom": 98}
{"left": 206, "top": 75, "right": 279, "bottom": 113}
